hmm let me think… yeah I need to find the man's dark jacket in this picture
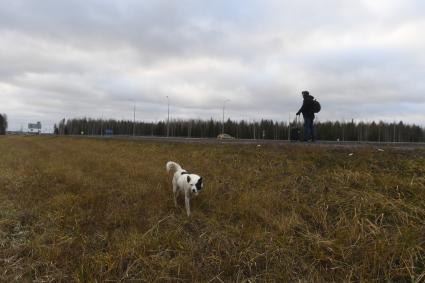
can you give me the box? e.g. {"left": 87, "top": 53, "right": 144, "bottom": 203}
{"left": 297, "top": 95, "right": 315, "bottom": 119}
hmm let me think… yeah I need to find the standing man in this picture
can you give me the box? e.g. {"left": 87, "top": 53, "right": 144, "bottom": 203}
{"left": 296, "top": 90, "right": 316, "bottom": 142}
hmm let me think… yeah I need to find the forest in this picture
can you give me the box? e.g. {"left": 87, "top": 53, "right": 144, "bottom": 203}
{"left": 0, "top": 114, "right": 7, "bottom": 135}
{"left": 54, "top": 118, "right": 425, "bottom": 142}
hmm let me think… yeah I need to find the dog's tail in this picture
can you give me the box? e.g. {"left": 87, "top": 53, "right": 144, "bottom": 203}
{"left": 166, "top": 161, "right": 182, "bottom": 173}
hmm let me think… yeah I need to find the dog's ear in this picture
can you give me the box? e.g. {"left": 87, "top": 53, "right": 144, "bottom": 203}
{"left": 187, "top": 175, "right": 191, "bottom": 183}
{"left": 195, "top": 177, "right": 203, "bottom": 191}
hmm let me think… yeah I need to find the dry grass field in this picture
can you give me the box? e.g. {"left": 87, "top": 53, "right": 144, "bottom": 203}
{"left": 0, "top": 136, "right": 425, "bottom": 282}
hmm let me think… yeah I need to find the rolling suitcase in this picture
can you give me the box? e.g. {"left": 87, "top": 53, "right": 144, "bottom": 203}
{"left": 290, "top": 115, "right": 302, "bottom": 141}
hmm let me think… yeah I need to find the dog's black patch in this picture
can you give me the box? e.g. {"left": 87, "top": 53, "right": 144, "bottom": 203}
{"left": 195, "top": 177, "right": 203, "bottom": 191}
{"left": 187, "top": 175, "right": 191, "bottom": 183}
{"left": 181, "top": 171, "right": 188, "bottom": 175}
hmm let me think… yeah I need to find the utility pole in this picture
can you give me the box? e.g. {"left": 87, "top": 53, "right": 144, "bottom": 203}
{"left": 288, "top": 113, "right": 291, "bottom": 141}
{"left": 133, "top": 103, "right": 136, "bottom": 137}
{"left": 101, "top": 113, "right": 103, "bottom": 136}
{"left": 166, "top": 96, "right": 170, "bottom": 137}
{"left": 393, "top": 122, "right": 396, "bottom": 143}
{"left": 222, "top": 99, "right": 230, "bottom": 134}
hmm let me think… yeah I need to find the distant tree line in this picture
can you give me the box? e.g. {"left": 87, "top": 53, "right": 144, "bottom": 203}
{"left": 54, "top": 117, "right": 425, "bottom": 142}
{"left": 0, "top": 114, "right": 7, "bottom": 135}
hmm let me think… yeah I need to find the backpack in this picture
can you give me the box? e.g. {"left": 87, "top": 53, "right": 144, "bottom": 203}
{"left": 312, "top": 99, "right": 321, "bottom": 113}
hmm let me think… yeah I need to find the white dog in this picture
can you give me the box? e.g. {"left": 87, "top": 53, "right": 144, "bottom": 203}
{"left": 166, "top": 161, "right": 203, "bottom": 216}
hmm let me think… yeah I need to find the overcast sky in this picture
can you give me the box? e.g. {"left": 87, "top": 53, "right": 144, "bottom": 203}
{"left": 1, "top": 0, "right": 424, "bottom": 131}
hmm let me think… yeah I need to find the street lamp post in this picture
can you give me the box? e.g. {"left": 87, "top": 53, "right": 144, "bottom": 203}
{"left": 166, "top": 96, "right": 170, "bottom": 137}
{"left": 288, "top": 113, "right": 291, "bottom": 141}
{"left": 222, "top": 99, "right": 230, "bottom": 134}
{"left": 127, "top": 99, "right": 136, "bottom": 137}
{"left": 133, "top": 103, "right": 136, "bottom": 137}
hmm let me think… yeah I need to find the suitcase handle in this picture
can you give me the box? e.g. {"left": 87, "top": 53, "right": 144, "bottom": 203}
{"left": 294, "top": 114, "right": 301, "bottom": 126}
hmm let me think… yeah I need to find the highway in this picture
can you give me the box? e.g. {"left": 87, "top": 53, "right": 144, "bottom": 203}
{"left": 68, "top": 134, "right": 425, "bottom": 150}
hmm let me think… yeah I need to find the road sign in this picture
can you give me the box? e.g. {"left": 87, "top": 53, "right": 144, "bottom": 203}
{"left": 28, "top": 122, "right": 42, "bottom": 131}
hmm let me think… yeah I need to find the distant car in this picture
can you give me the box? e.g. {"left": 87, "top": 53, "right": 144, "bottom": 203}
{"left": 217, "top": 133, "right": 235, "bottom": 140}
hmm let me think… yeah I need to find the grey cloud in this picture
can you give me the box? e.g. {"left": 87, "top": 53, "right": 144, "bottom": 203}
{"left": 1, "top": 0, "right": 424, "bottom": 131}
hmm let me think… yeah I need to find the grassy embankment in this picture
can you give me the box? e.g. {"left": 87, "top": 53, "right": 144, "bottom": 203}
{"left": 0, "top": 136, "right": 424, "bottom": 282}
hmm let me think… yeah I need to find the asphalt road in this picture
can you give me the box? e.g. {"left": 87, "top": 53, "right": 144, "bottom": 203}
{"left": 72, "top": 135, "right": 425, "bottom": 150}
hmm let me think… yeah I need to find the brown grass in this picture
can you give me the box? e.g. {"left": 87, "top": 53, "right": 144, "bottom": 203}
{"left": 0, "top": 136, "right": 425, "bottom": 282}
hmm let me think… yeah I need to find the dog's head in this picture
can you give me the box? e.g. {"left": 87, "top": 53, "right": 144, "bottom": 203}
{"left": 186, "top": 175, "right": 203, "bottom": 196}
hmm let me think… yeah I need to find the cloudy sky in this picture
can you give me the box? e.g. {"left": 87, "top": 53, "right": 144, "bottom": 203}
{"left": 1, "top": 0, "right": 424, "bottom": 131}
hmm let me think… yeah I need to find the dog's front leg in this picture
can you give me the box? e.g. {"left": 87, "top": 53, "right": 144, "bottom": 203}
{"left": 185, "top": 195, "right": 191, "bottom": 217}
